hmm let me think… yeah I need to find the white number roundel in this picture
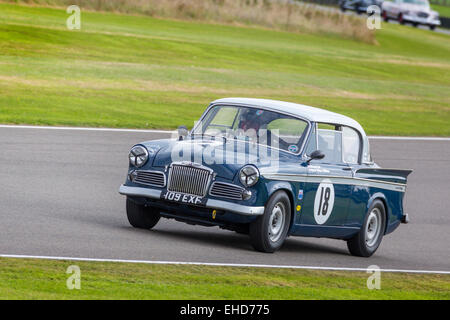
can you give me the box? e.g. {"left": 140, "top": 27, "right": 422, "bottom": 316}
{"left": 314, "top": 179, "right": 335, "bottom": 225}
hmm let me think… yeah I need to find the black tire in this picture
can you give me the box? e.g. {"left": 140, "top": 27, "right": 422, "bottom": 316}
{"left": 413, "top": 23, "right": 418, "bottom": 27}
{"left": 340, "top": 6, "right": 346, "bottom": 12}
{"left": 126, "top": 197, "right": 160, "bottom": 229}
{"left": 347, "top": 200, "right": 386, "bottom": 257}
{"left": 249, "top": 191, "right": 291, "bottom": 253}
{"left": 382, "top": 11, "right": 389, "bottom": 22}
{"left": 429, "top": 25, "right": 436, "bottom": 30}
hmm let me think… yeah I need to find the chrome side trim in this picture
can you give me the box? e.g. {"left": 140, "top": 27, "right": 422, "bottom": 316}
{"left": 118, "top": 185, "right": 264, "bottom": 216}
{"left": 262, "top": 174, "right": 406, "bottom": 192}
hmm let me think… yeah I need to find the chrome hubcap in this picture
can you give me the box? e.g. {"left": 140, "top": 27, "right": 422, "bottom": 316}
{"left": 268, "top": 202, "right": 286, "bottom": 242}
{"left": 365, "top": 208, "right": 382, "bottom": 247}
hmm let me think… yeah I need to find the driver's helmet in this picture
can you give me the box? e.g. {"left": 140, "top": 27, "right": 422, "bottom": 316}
{"left": 238, "top": 109, "right": 264, "bottom": 132}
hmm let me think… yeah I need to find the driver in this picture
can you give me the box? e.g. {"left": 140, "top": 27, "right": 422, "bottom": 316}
{"left": 238, "top": 109, "right": 263, "bottom": 132}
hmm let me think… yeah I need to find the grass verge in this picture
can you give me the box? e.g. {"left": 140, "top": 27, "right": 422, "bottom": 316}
{"left": 5, "top": 0, "right": 375, "bottom": 42}
{"left": 432, "top": 4, "right": 450, "bottom": 17}
{"left": 0, "top": 3, "right": 449, "bottom": 135}
{"left": 0, "top": 257, "right": 449, "bottom": 299}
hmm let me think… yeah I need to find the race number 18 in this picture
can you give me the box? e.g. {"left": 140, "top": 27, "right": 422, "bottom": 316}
{"left": 314, "top": 180, "right": 335, "bottom": 225}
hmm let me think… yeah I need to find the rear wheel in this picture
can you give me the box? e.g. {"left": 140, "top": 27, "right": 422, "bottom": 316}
{"left": 126, "top": 197, "right": 160, "bottom": 229}
{"left": 249, "top": 191, "right": 291, "bottom": 253}
{"left": 429, "top": 25, "right": 436, "bottom": 30}
{"left": 347, "top": 200, "right": 386, "bottom": 257}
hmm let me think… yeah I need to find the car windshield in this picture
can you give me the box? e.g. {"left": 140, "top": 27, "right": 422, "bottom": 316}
{"left": 192, "top": 105, "right": 309, "bottom": 153}
{"left": 402, "top": 0, "right": 429, "bottom": 6}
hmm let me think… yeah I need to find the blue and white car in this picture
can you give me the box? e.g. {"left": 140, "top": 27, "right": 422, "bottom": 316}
{"left": 340, "top": 0, "right": 383, "bottom": 15}
{"left": 119, "top": 98, "right": 411, "bottom": 256}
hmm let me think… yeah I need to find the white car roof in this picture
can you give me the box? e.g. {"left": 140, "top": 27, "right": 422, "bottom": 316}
{"left": 211, "top": 97, "right": 366, "bottom": 136}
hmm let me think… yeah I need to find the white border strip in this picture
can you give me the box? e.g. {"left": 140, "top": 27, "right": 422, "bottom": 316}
{"left": 0, "top": 125, "right": 449, "bottom": 141}
{"left": 368, "top": 136, "right": 450, "bottom": 141}
{"left": 0, "top": 124, "right": 172, "bottom": 134}
{"left": 1, "top": 254, "right": 449, "bottom": 275}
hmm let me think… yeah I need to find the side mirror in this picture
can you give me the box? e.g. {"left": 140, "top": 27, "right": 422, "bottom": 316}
{"left": 177, "top": 125, "right": 189, "bottom": 141}
{"left": 306, "top": 150, "right": 325, "bottom": 163}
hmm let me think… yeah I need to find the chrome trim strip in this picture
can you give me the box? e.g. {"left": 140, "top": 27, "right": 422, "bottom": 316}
{"left": 262, "top": 174, "right": 406, "bottom": 192}
{"left": 119, "top": 185, "right": 161, "bottom": 199}
{"left": 118, "top": 185, "right": 264, "bottom": 216}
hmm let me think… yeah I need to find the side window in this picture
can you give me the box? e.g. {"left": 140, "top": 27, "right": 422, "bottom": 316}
{"left": 267, "top": 118, "right": 308, "bottom": 146}
{"left": 342, "top": 127, "right": 361, "bottom": 164}
{"left": 317, "top": 128, "right": 343, "bottom": 164}
{"left": 362, "top": 136, "right": 373, "bottom": 163}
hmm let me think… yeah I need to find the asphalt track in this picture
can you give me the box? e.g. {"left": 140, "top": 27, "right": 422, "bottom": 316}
{"left": 0, "top": 126, "right": 449, "bottom": 272}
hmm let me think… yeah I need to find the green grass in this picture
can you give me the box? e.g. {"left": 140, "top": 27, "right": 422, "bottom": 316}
{"left": 432, "top": 4, "right": 450, "bottom": 17}
{"left": 1, "top": 257, "right": 449, "bottom": 299}
{"left": 0, "top": 3, "right": 449, "bottom": 135}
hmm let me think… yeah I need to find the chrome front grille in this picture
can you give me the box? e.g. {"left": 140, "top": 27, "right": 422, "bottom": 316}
{"left": 167, "top": 164, "right": 212, "bottom": 197}
{"left": 210, "top": 182, "right": 244, "bottom": 200}
{"left": 133, "top": 170, "right": 166, "bottom": 187}
{"left": 417, "top": 12, "right": 429, "bottom": 18}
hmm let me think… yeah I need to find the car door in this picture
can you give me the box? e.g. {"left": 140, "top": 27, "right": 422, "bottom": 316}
{"left": 299, "top": 125, "right": 353, "bottom": 227}
{"left": 392, "top": 0, "right": 402, "bottom": 16}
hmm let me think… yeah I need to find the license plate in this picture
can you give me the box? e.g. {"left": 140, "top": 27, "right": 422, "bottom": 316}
{"left": 161, "top": 191, "right": 206, "bottom": 206}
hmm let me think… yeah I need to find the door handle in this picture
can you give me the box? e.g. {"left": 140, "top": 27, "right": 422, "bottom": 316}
{"left": 342, "top": 167, "right": 352, "bottom": 171}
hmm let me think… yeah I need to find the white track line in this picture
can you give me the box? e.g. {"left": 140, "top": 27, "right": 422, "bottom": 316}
{"left": 368, "top": 136, "right": 450, "bottom": 141}
{"left": 1, "top": 254, "right": 449, "bottom": 274}
{"left": 0, "top": 124, "right": 449, "bottom": 141}
{"left": 0, "top": 124, "right": 172, "bottom": 134}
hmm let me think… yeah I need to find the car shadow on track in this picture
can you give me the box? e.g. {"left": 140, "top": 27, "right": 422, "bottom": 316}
{"left": 125, "top": 225, "right": 350, "bottom": 256}
{"left": 282, "top": 238, "right": 349, "bottom": 256}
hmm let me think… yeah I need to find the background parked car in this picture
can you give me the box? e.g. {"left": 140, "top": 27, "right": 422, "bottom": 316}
{"left": 382, "top": 0, "right": 441, "bottom": 29}
{"left": 340, "top": 0, "right": 383, "bottom": 14}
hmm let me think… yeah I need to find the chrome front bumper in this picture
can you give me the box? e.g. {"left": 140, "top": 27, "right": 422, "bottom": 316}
{"left": 119, "top": 185, "right": 265, "bottom": 216}
{"left": 403, "top": 14, "right": 440, "bottom": 25}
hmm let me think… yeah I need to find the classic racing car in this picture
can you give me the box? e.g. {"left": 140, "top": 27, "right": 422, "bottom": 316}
{"left": 381, "top": 0, "right": 440, "bottom": 29}
{"left": 119, "top": 98, "right": 411, "bottom": 257}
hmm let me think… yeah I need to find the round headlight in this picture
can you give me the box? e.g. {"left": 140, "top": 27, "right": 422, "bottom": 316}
{"left": 129, "top": 145, "right": 149, "bottom": 168}
{"left": 239, "top": 165, "right": 259, "bottom": 187}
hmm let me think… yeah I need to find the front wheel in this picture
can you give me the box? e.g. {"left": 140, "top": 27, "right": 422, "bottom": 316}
{"left": 347, "top": 200, "right": 386, "bottom": 257}
{"left": 126, "top": 197, "right": 160, "bottom": 229}
{"left": 249, "top": 191, "right": 291, "bottom": 253}
{"left": 429, "top": 25, "right": 436, "bottom": 30}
